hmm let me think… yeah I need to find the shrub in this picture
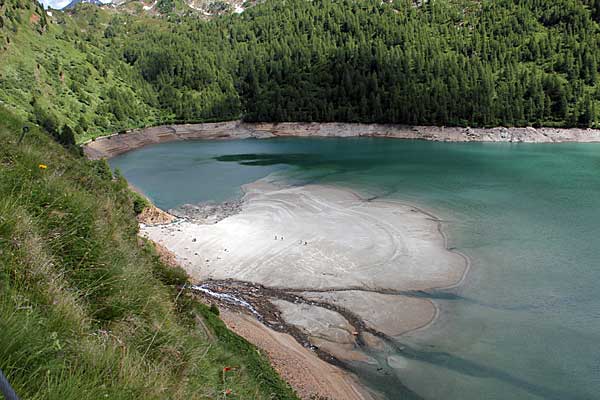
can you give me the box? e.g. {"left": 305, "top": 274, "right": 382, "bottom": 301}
{"left": 132, "top": 193, "right": 148, "bottom": 214}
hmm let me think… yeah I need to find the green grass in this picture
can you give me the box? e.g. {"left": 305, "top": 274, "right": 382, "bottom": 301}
{"left": 0, "top": 105, "right": 298, "bottom": 400}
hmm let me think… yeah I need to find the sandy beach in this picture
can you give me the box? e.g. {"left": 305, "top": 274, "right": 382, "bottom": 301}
{"left": 140, "top": 181, "right": 467, "bottom": 385}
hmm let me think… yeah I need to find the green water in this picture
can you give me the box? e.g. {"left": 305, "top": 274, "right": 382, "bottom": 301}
{"left": 110, "top": 138, "right": 600, "bottom": 400}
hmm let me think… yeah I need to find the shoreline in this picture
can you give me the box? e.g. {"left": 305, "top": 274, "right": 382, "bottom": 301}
{"left": 83, "top": 121, "right": 600, "bottom": 160}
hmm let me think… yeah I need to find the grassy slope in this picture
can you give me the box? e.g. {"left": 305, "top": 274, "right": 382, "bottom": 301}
{"left": 0, "top": 105, "right": 298, "bottom": 400}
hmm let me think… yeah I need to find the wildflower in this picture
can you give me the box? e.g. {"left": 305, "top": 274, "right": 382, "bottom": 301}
{"left": 224, "top": 389, "right": 232, "bottom": 396}
{"left": 38, "top": 164, "right": 48, "bottom": 170}
{"left": 223, "top": 367, "right": 232, "bottom": 372}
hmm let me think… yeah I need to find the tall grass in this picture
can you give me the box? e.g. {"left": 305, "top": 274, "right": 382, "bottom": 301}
{"left": 0, "top": 106, "right": 298, "bottom": 399}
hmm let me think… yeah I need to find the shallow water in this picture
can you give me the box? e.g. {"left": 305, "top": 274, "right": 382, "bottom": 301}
{"left": 111, "top": 138, "right": 600, "bottom": 400}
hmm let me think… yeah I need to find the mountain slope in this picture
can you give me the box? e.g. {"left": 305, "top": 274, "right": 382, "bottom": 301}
{"left": 61, "top": 0, "right": 259, "bottom": 17}
{"left": 115, "top": 0, "right": 600, "bottom": 127}
{"left": 2, "top": 0, "right": 599, "bottom": 143}
{"left": 0, "top": 0, "right": 167, "bottom": 141}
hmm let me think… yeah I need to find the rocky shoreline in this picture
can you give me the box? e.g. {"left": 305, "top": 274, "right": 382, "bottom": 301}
{"left": 83, "top": 121, "right": 600, "bottom": 160}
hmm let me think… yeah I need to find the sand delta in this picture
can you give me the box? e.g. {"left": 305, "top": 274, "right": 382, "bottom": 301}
{"left": 139, "top": 180, "right": 468, "bottom": 399}
{"left": 220, "top": 310, "right": 373, "bottom": 400}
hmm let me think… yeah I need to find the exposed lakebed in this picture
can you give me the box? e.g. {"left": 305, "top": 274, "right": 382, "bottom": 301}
{"left": 110, "top": 138, "right": 600, "bottom": 400}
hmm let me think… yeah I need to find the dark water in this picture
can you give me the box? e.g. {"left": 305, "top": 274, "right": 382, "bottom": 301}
{"left": 111, "top": 138, "right": 600, "bottom": 400}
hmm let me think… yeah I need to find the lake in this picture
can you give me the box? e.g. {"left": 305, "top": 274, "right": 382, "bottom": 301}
{"left": 111, "top": 138, "right": 600, "bottom": 400}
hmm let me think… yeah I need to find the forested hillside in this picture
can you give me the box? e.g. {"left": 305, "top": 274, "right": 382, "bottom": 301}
{"left": 1, "top": 0, "right": 600, "bottom": 142}
{"left": 125, "top": 0, "right": 600, "bottom": 127}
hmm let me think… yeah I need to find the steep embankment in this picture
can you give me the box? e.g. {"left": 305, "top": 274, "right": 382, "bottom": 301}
{"left": 83, "top": 122, "right": 600, "bottom": 159}
{"left": 0, "top": 105, "right": 299, "bottom": 400}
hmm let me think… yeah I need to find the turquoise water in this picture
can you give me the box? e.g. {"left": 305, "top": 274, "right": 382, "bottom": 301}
{"left": 111, "top": 138, "right": 600, "bottom": 400}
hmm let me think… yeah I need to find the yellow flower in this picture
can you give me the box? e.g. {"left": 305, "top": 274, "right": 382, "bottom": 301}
{"left": 38, "top": 164, "right": 47, "bottom": 170}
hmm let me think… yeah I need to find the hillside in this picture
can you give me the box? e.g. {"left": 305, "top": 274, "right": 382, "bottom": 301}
{"left": 0, "top": 104, "right": 298, "bottom": 399}
{"left": 64, "top": 0, "right": 104, "bottom": 10}
{"left": 2, "top": 0, "right": 600, "bottom": 143}
{"left": 108, "top": 0, "right": 257, "bottom": 17}
{"left": 0, "top": 0, "right": 168, "bottom": 141}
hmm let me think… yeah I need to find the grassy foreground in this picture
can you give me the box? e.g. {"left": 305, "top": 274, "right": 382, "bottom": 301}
{"left": 0, "top": 105, "right": 298, "bottom": 400}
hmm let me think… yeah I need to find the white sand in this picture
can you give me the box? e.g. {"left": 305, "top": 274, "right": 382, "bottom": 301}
{"left": 272, "top": 299, "right": 356, "bottom": 344}
{"left": 270, "top": 299, "right": 374, "bottom": 363}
